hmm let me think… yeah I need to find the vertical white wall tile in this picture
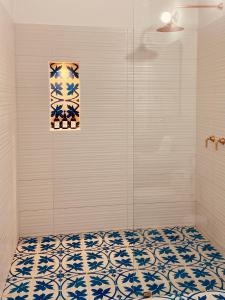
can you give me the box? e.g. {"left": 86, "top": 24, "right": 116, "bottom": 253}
{"left": 0, "top": 2, "right": 17, "bottom": 296}
{"left": 53, "top": 205, "right": 128, "bottom": 234}
{"left": 19, "top": 210, "right": 54, "bottom": 236}
{"left": 197, "top": 16, "right": 225, "bottom": 255}
{"left": 16, "top": 24, "right": 132, "bottom": 236}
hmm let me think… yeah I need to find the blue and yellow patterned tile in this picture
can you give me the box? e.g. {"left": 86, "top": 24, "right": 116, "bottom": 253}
{"left": 3, "top": 277, "right": 61, "bottom": 300}
{"left": 143, "top": 228, "right": 167, "bottom": 246}
{"left": 16, "top": 237, "right": 39, "bottom": 255}
{"left": 2, "top": 226, "right": 225, "bottom": 300}
{"left": 188, "top": 291, "right": 225, "bottom": 300}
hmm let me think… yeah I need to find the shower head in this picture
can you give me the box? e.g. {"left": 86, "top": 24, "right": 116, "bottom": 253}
{"left": 157, "top": 11, "right": 184, "bottom": 32}
{"left": 157, "top": 1, "right": 224, "bottom": 32}
{"left": 157, "top": 21, "right": 184, "bottom": 32}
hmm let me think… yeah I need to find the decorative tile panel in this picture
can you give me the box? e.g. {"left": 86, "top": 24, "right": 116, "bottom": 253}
{"left": 49, "top": 62, "right": 80, "bottom": 131}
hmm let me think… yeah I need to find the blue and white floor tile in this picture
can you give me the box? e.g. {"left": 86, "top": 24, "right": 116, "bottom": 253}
{"left": 2, "top": 226, "right": 225, "bottom": 300}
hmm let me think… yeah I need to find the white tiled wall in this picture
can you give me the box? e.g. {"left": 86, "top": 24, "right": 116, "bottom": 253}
{"left": 16, "top": 24, "right": 197, "bottom": 236}
{"left": 0, "top": 1, "right": 17, "bottom": 296}
{"left": 16, "top": 24, "right": 133, "bottom": 236}
{"left": 197, "top": 16, "right": 225, "bottom": 255}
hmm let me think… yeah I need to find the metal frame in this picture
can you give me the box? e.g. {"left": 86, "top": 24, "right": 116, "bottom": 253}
{"left": 176, "top": 2, "right": 224, "bottom": 9}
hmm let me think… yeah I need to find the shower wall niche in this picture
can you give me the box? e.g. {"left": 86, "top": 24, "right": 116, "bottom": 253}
{"left": 50, "top": 62, "right": 80, "bottom": 131}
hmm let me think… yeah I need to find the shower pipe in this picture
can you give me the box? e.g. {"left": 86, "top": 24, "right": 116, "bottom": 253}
{"left": 176, "top": 3, "right": 224, "bottom": 9}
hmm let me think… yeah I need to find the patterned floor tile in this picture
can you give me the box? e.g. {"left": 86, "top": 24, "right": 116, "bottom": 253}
{"left": 2, "top": 226, "right": 225, "bottom": 300}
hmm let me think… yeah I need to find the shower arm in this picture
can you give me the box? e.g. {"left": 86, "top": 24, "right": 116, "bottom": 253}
{"left": 176, "top": 3, "right": 224, "bottom": 10}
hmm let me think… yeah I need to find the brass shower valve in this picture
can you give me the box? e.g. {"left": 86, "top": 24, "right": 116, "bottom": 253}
{"left": 215, "top": 137, "right": 225, "bottom": 151}
{"left": 205, "top": 136, "right": 216, "bottom": 148}
{"left": 205, "top": 136, "right": 225, "bottom": 150}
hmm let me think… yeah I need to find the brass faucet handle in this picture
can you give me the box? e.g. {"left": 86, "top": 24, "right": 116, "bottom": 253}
{"left": 215, "top": 137, "right": 225, "bottom": 151}
{"left": 205, "top": 136, "right": 216, "bottom": 148}
{"left": 219, "top": 137, "right": 225, "bottom": 144}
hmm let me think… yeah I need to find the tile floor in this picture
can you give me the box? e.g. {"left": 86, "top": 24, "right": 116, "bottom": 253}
{"left": 2, "top": 226, "right": 225, "bottom": 300}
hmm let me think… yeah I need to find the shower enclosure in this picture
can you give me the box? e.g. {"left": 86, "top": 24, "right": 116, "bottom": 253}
{"left": 131, "top": 1, "right": 224, "bottom": 298}
{"left": 131, "top": 1, "right": 197, "bottom": 298}
{"left": 2, "top": 0, "right": 225, "bottom": 299}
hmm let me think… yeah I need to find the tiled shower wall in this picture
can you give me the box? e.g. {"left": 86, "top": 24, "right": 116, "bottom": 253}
{"left": 16, "top": 24, "right": 197, "bottom": 237}
{"left": 16, "top": 24, "right": 133, "bottom": 236}
{"left": 197, "top": 16, "right": 225, "bottom": 254}
{"left": 0, "top": 1, "right": 17, "bottom": 295}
